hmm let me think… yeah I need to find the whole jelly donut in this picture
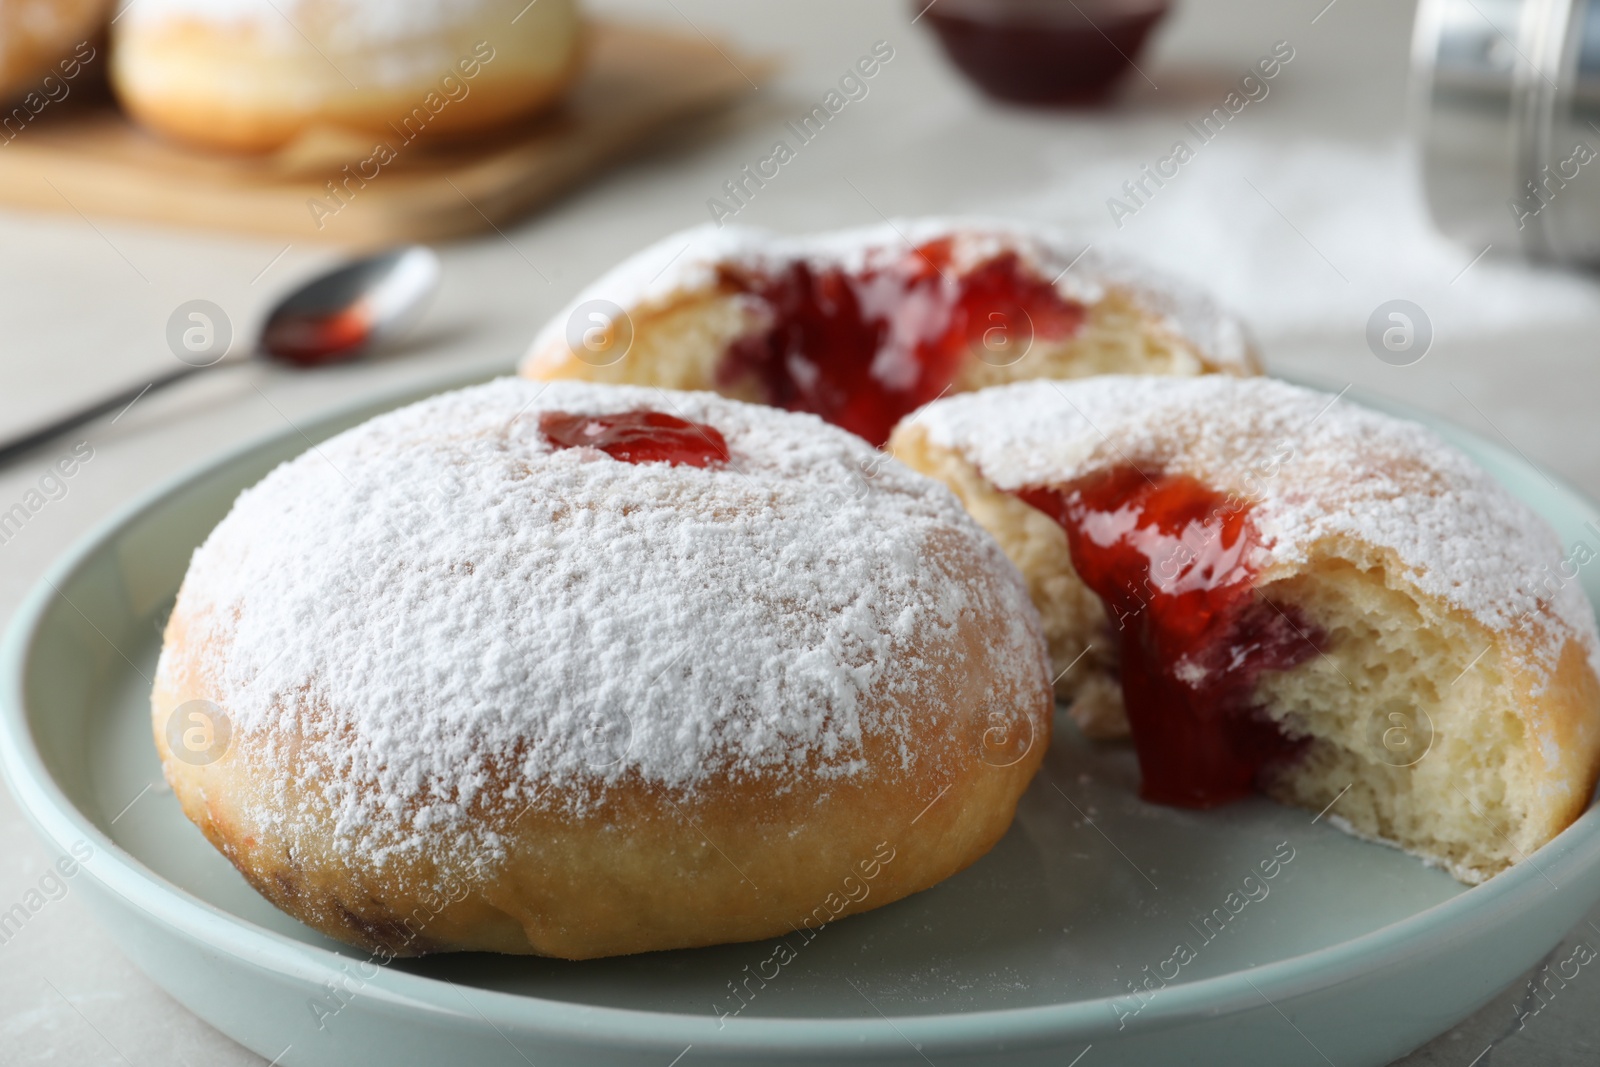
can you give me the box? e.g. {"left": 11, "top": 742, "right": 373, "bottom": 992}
{"left": 152, "top": 379, "right": 1052, "bottom": 958}
{"left": 110, "top": 0, "right": 582, "bottom": 153}
{"left": 519, "top": 219, "right": 1260, "bottom": 446}
{"left": 888, "top": 376, "right": 1600, "bottom": 882}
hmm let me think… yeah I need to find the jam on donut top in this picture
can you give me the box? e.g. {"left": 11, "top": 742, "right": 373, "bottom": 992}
{"left": 167, "top": 379, "right": 1045, "bottom": 866}
{"left": 522, "top": 219, "right": 1258, "bottom": 445}
{"left": 539, "top": 409, "right": 730, "bottom": 466}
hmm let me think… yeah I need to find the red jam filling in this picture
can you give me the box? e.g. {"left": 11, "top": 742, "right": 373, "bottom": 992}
{"left": 1017, "top": 468, "right": 1318, "bottom": 807}
{"left": 716, "top": 237, "right": 1085, "bottom": 446}
{"left": 540, "top": 410, "right": 730, "bottom": 467}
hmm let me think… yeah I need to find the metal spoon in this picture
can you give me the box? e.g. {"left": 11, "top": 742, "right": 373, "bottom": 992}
{"left": 0, "top": 246, "right": 442, "bottom": 466}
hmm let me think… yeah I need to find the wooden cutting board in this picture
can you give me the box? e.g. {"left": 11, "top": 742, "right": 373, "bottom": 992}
{"left": 0, "top": 21, "right": 763, "bottom": 245}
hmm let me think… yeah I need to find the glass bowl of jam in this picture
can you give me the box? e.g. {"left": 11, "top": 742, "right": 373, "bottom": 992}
{"left": 919, "top": 0, "right": 1173, "bottom": 105}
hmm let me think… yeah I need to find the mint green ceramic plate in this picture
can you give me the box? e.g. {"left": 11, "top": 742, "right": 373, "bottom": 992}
{"left": 4, "top": 373, "right": 1600, "bottom": 1067}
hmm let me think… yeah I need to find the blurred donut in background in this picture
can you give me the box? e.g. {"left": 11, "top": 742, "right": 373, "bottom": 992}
{"left": 109, "top": 0, "right": 584, "bottom": 153}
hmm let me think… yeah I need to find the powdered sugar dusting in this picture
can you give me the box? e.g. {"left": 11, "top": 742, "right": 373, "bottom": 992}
{"left": 523, "top": 219, "right": 1254, "bottom": 375}
{"left": 914, "top": 376, "right": 1600, "bottom": 681}
{"left": 120, "top": 0, "right": 499, "bottom": 47}
{"left": 162, "top": 379, "right": 1044, "bottom": 866}
{"left": 1001, "top": 138, "right": 1600, "bottom": 341}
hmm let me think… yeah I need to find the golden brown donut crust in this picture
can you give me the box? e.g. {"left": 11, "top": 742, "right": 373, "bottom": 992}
{"left": 154, "top": 574, "right": 1052, "bottom": 958}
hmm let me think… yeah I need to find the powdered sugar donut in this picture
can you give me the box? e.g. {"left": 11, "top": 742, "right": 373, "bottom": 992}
{"left": 889, "top": 376, "right": 1600, "bottom": 882}
{"left": 110, "top": 0, "right": 581, "bottom": 153}
{"left": 520, "top": 219, "right": 1260, "bottom": 446}
{"left": 153, "top": 379, "right": 1052, "bottom": 958}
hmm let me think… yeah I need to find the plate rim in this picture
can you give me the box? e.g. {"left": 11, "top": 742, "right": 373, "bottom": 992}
{"left": 2, "top": 368, "right": 1598, "bottom": 1054}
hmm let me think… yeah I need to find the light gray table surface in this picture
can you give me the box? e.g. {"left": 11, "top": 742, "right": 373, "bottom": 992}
{"left": 2, "top": 0, "right": 1598, "bottom": 1063}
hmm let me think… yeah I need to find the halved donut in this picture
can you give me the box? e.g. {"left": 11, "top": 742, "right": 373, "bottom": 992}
{"left": 889, "top": 376, "right": 1600, "bottom": 881}
{"left": 521, "top": 219, "right": 1259, "bottom": 445}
